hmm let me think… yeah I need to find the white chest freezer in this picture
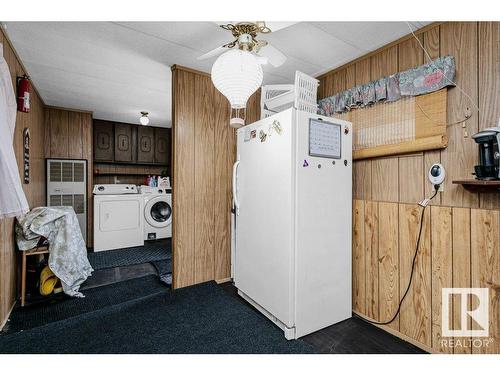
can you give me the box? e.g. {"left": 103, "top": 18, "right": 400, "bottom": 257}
{"left": 232, "top": 108, "right": 352, "bottom": 339}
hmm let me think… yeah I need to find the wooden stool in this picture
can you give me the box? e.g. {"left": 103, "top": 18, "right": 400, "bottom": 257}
{"left": 20, "top": 246, "right": 49, "bottom": 307}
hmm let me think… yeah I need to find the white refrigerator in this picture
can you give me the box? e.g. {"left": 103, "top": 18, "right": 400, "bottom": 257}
{"left": 232, "top": 108, "right": 352, "bottom": 339}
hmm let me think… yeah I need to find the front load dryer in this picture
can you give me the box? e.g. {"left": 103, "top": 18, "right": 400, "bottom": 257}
{"left": 93, "top": 184, "right": 144, "bottom": 252}
{"left": 139, "top": 186, "right": 172, "bottom": 240}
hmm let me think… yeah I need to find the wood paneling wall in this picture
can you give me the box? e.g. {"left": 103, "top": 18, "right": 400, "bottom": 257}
{"left": 171, "top": 66, "right": 260, "bottom": 288}
{"left": 44, "top": 107, "right": 93, "bottom": 246}
{"left": 0, "top": 30, "right": 46, "bottom": 329}
{"left": 319, "top": 22, "right": 500, "bottom": 208}
{"left": 320, "top": 22, "right": 500, "bottom": 353}
{"left": 353, "top": 199, "right": 500, "bottom": 354}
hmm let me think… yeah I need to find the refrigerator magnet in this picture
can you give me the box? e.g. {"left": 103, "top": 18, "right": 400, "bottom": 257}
{"left": 259, "top": 130, "right": 267, "bottom": 142}
{"left": 272, "top": 120, "right": 283, "bottom": 135}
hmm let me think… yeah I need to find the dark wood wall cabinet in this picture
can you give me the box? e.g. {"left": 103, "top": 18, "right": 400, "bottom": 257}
{"left": 93, "top": 120, "right": 171, "bottom": 168}
{"left": 114, "top": 123, "right": 134, "bottom": 163}
{"left": 93, "top": 120, "right": 114, "bottom": 162}
{"left": 155, "top": 127, "right": 169, "bottom": 164}
{"left": 137, "top": 126, "right": 155, "bottom": 163}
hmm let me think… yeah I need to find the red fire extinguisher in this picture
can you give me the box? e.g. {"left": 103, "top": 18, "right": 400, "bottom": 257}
{"left": 17, "top": 75, "right": 31, "bottom": 113}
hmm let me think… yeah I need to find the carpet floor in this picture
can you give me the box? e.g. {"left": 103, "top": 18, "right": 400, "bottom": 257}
{"left": 3, "top": 275, "right": 168, "bottom": 334}
{"left": 88, "top": 239, "right": 171, "bottom": 270}
{"left": 219, "top": 283, "right": 426, "bottom": 354}
{"left": 0, "top": 280, "right": 314, "bottom": 354}
{"left": 151, "top": 259, "right": 172, "bottom": 285}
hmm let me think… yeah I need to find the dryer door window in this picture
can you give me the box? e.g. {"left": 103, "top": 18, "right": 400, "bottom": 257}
{"left": 150, "top": 201, "right": 171, "bottom": 223}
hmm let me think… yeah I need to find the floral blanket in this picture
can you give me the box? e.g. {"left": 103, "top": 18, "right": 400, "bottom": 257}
{"left": 15, "top": 206, "right": 93, "bottom": 297}
{"left": 319, "top": 55, "right": 456, "bottom": 116}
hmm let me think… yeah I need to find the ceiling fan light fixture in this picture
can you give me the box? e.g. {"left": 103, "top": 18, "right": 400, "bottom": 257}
{"left": 211, "top": 49, "right": 263, "bottom": 128}
{"left": 140, "top": 111, "right": 149, "bottom": 126}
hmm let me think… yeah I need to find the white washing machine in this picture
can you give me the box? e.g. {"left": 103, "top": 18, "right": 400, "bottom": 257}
{"left": 93, "top": 184, "right": 144, "bottom": 252}
{"left": 139, "top": 186, "right": 172, "bottom": 240}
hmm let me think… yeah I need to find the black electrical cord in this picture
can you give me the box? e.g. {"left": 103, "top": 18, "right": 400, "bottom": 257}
{"left": 354, "top": 188, "right": 439, "bottom": 326}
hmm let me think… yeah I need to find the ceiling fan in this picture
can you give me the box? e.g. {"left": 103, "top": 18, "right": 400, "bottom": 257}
{"left": 197, "top": 21, "right": 288, "bottom": 67}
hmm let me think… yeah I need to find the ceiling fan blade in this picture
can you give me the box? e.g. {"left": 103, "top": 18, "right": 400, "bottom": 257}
{"left": 257, "top": 43, "right": 286, "bottom": 67}
{"left": 255, "top": 56, "right": 268, "bottom": 65}
{"left": 197, "top": 45, "right": 228, "bottom": 61}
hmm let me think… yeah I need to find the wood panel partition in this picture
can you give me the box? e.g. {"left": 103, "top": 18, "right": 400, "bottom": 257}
{"left": 44, "top": 107, "right": 93, "bottom": 246}
{"left": 320, "top": 22, "right": 500, "bottom": 353}
{"left": 353, "top": 199, "right": 499, "bottom": 354}
{"left": 0, "top": 30, "right": 46, "bottom": 329}
{"left": 171, "top": 65, "right": 260, "bottom": 289}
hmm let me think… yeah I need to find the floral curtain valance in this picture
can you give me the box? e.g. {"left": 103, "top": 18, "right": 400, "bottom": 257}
{"left": 318, "top": 55, "right": 456, "bottom": 116}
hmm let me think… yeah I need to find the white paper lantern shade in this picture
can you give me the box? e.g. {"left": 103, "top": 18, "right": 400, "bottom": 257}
{"left": 211, "top": 49, "right": 263, "bottom": 128}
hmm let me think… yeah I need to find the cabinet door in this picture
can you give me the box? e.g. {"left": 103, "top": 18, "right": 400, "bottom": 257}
{"left": 154, "top": 127, "right": 170, "bottom": 165}
{"left": 137, "top": 126, "right": 155, "bottom": 164}
{"left": 93, "top": 120, "right": 114, "bottom": 162}
{"left": 114, "top": 123, "right": 133, "bottom": 162}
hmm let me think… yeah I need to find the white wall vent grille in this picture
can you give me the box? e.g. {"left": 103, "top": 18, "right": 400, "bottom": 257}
{"left": 46, "top": 159, "right": 87, "bottom": 244}
{"left": 49, "top": 161, "right": 62, "bottom": 182}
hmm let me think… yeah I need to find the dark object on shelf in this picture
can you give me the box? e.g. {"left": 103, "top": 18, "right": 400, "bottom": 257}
{"left": 37, "top": 236, "right": 49, "bottom": 247}
{"left": 94, "top": 172, "right": 159, "bottom": 176}
{"left": 472, "top": 127, "right": 500, "bottom": 180}
{"left": 452, "top": 179, "right": 500, "bottom": 192}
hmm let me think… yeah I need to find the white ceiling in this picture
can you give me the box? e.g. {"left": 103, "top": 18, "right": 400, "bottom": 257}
{"left": 4, "top": 21, "right": 429, "bottom": 127}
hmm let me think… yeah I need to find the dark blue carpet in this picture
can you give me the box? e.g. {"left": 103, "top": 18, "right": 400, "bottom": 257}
{"left": 151, "top": 259, "right": 172, "bottom": 285}
{"left": 2, "top": 275, "right": 168, "bottom": 334}
{"left": 0, "top": 281, "right": 314, "bottom": 354}
{"left": 88, "top": 239, "right": 171, "bottom": 270}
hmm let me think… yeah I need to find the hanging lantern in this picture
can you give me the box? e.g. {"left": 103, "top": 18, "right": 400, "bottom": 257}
{"left": 211, "top": 49, "right": 263, "bottom": 128}
{"left": 139, "top": 111, "right": 149, "bottom": 125}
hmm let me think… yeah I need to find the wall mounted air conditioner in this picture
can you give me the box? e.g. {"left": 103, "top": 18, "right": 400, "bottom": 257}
{"left": 46, "top": 159, "right": 87, "bottom": 244}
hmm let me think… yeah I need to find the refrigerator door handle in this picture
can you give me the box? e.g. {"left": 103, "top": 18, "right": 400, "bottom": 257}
{"left": 232, "top": 159, "right": 240, "bottom": 216}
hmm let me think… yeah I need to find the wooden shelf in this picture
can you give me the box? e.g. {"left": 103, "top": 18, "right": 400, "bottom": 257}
{"left": 94, "top": 161, "right": 167, "bottom": 167}
{"left": 452, "top": 179, "right": 500, "bottom": 192}
{"left": 24, "top": 246, "right": 49, "bottom": 256}
{"left": 94, "top": 172, "right": 159, "bottom": 176}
